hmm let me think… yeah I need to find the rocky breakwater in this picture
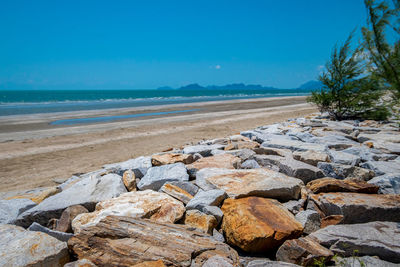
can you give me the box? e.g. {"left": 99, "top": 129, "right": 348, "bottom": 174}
{"left": 1, "top": 114, "right": 400, "bottom": 266}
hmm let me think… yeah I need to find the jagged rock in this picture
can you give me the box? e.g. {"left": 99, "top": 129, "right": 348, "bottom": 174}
{"left": 358, "top": 132, "right": 400, "bottom": 144}
{"left": 295, "top": 210, "right": 321, "bottom": 234}
{"left": 15, "top": 173, "right": 127, "bottom": 228}
{"left": 317, "top": 162, "right": 375, "bottom": 180}
{"left": 341, "top": 146, "right": 398, "bottom": 162}
{"left": 55, "top": 205, "right": 89, "bottom": 233}
{"left": 292, "top": 150, "right": 331, "bottom": 166}
{"left": 160, "top": 181, "right": 199, "bottom": 196}
{"left": 160, "top": 183, "right": 193, "bottom": 204}
{"left": 186, "top": 189, "right": 227, "bottom": 210}
{"left": 320, "top": 215, "right": 344, "bottom": 228}
{"left": 184, "top": 210, "right": 218, "bottom": 234}
{"left": 151, "top": 153, "right": 194, "bottom": 166}
{"left": 186, "top": 154, "right": 241, "bottom": 178}
{"left": 261, "top": 138, "right": 327, "bottom": 152}
{"left": 283, "top": 199, "right": 305, "bottom": 215}
{"left": 254, "top": 154, "right": 324, "bottom": 183}
{"left": 103, "top": 156, "right": 152, "bottom": 178}
{"left": 311, "top": 135, "right": 358, "bottom": 150}
{"left": 372, "top": 140, "right": 400, "bottom": 155}
{"left": 368, "top": 174, "right": 400, "bottom": 194}
{"left": 309, "top": 192, "right": 400, "bottom": 223}
{"left": 221, "top": 197, "right": 303, "bottom": 252}
{"left": 68, "top": 216, "right": 240, "bottom": 267}
{"left": 276, "top": 236, "right": 333, "bottom": 266}
{"left": 6, "top": 186, "right": 61, "bottom": 204}
{"left": 328, "top": 150, "right": 361, "bottom": 166}
{"left": 240, "top": 159, "right": 261, "bottom": 169}
{"left": 183, "top": 144, "right": 225, "bottom": 156}
{"left": 122, "top": 170, "right": 137, "bottom": 191}
{"left": 131, "top": 260, "right": 166, "bottom": 267}
{"left": 361, "top": 160, "right": 400, "bottom": 176}
{"left": 224, "top": 148, "right": 256, "bottom": 161}
{"left": 0, "top": 224, "right": 69, "bottom": 266}
{"left": 202, "top": 255, "right": 234, "bottom": 267}
{"left": 28, "top": 222, "right": 73, "bottom": 242}
{"left": 0, "top": 198, "right": 36, "bottom": 224}
{"left": 333, "top": 256, "right": 399, "bottom": 267}
{"left": 306, "top": 177, "right": 379, "bottom": 194}
{"left": 309, "top": 221, "right": 400, "bottom": 263}
{"left": 213, "top": 229, "right": 225, "bottom": 243}
{"left": 72, "top": 190, "right": 185, "bottom": 233}
{"left": 200, "top": 205, "right": 224, "bottom": 224}
{"left": 137, "top": 163, "right": 189, "bottom": 191}
{"left": 254, "top": 146, "right": 292, "bottom": 157}
{"left": 64, "top": 259, "right": 98, "bottom": 267}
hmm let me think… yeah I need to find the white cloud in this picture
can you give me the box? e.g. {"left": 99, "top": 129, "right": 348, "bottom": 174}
{"left": 215, "top": 65, "right": 221, "bottom": 70}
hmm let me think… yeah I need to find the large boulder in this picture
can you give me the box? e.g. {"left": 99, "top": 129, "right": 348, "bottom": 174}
{"left": 368, "top": 174, "right": 400, "bottom": 194}
{"left": 195, "top": 168, "right": 303, "bottom": 201}
{"left": 306, "top": 177, "right": 379, "bottom": 194}
{"left": 276, "top": 236, "right": 333, "bottom": 266}
{"left": 72, "top": 190, "right": 185, "bottom": 233}
{"left": 0, "top": 198, "right": 36, "bottom": 224}
{"left": 221, "top": 197, "right": 303, "bottom": 252}
{"left": 151, "top": 153, "right": 194, "bottom": 166}
{"left": 186, "top": 154, "right": 241, "bottom": 178}
{"left": 309, "top": 221, "right": 400, "bottom": 263}
{"left": 68, "top": 216, "right": 240, "bottom": 267}
{"left": 103, "top": 156, "right": 152, "bottom": 178}
{"left": 137, "top": 163, "right": 189, "bottom": 191}
{"left": 0, "top": 224, "right": 69, "bottom": 266}
{"left": 15, "top": 173, "right": 127, "bottom": 228}
{"left": 309, "top": 192, "right": 400, "bottom": 223}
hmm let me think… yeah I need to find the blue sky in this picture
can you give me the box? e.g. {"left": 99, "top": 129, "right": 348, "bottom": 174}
{"left": 0, "top": 0, "right": 369, "bottom": 89}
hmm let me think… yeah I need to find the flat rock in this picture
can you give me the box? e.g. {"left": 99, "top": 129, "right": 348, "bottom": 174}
{"left": 317, "top": 162, "right": 375, "bottom": 180}
{"left": 295, "top": 210, "right": 321, "bottom": 234}
{"left": 261, "top": 138, "right": 327, "bottom": 152}
{"left": 0, "top": 198, "right": 36, "bottom": 224}
{"left": 186, "top": 189, "right": 227, "bottom": 210}
{"left": 224, "top": 148, "right": 256, "bottom": 161}
{"left": 309, "top": 192, "right": 400, "bottom": 223}
{"left": 361, "top": 160, "right": 400, "bottom": 176}
{"left": 72, "top": 190, "right": 185, "bottom": 233}
{"left": 328, "top": 150, "right": 361, "bottom": 166}
{"left": 292, "top": 150, "right": 331, "bottom": 166}
{"left": 137, "top": 163, "right": 189, "bottom": 191}
{"left": 28, "top": 222, "right": 73, "bottom": 242}
{"left": 183, "top": 144, "right": 225, "bottom": 156}
{"left": 0, "top": 224, "right": 69, "bottom": 266}
{"left": 306, "top": 177, "right": 379, "bottom": 194}
{"left": 276, "top": 236, "right": 333, "bottom": 266}
{"left": 151, "top": 153, "right": 194, "bottom": 166}
{"left": 103, "top": 156, "right": 152, "bottom": 178}
{"left": 55, "top": 205, "right": 89, "bottom": 233}
{"left": 160, "top": 180, "right": 199, "bottom": 196}
{"left": 68, "top": 216, "right": 240, "bottom": 267}
{"left": 309, "top": 221, "right": 400, "bottom": 263}
{"left": 184, "top": 209, "right": 218, "bottom": 234}
{"left": 186, "top": 154, "right": 241, "bottom": 178}
{"left": 195, "top": 168, "right": 303, "bottom": 201}
{"left": 160, "top": 183, "right": 193, "bottom": 204}
{"left": 221, "top": 197, "right": 303, "bottom": 252}
{"left": 6, "top": 186, "right": 61, "bottom": 204}
{"left": 368, "top": 174, "right": 400, "bottom": 194}
{"left": 15, "top": 173, "right": 127, "bottom": 228}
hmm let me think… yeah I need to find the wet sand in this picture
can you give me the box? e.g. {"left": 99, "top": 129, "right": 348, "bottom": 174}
{"left": 0, "top": 96, "right": 316, "bottom": 192}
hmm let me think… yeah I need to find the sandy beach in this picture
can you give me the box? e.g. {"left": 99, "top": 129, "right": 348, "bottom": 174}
{"left": 0, "top": 96, "right": 316, "bottom": 192}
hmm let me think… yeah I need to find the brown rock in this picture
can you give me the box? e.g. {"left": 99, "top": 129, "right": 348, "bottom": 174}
{"left": 122, "top": 170, "right": 137, "bottom": 191}
{"left": 64, "top": 259, "right": 98, "bottom": 267}
{"left": 320, "top": 215, "right": 344, "bottom": 228}
{"left": 152, "top": 153, "right": 194, "bottom": 166}
{"left": 56, "top": 205, "right": 89, "bottom": 233}
{"left": 184, "top": 210, "right": 218, "bottom": 234}
{"left": 276, "top": 236, "right": 333, "bottom": 266}
{"left": 132, "top": 260, "right": 166, "bottom": 267}
{"left": 72, "top": 190, "right": 185, "bottom": 233}
{"left": 186, "top": 154, "right": 241, "bottom": 176}
{"left": 224, "top": 140, "right": 259, "bottom": 151}
{"left": 221, "top": 197, "right": 303, "bottom": 252}
{"left": 8, "top": 186, "right": 61, "bottom": 204}
{"left": 68, "top": 216, "right": 239, "bottom": 267}
{"left": 160, "top": 183, "right": 193, "bottom": 204}
{"left": 293, "top": 150, "right": 331, "bottom": 166}
{"left": 306, "top": 177, "right": 379, "bottom": 194}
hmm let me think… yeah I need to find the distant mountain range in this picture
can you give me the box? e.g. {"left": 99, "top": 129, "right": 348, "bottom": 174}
{"left": 157, "top": 81, "right": 323, "bottom": 90}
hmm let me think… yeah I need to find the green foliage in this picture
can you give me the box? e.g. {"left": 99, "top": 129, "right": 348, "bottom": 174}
{"left": 307, "top": 33, "right": 389, "bottom": 121}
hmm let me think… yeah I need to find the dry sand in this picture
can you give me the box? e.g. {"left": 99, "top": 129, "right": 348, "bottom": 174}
{"left": 0, "top": 96, "right": 316, "bottom": 192}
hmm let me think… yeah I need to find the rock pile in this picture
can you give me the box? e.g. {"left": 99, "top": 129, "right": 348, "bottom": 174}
{"left": 1, "top": 113, "right": 400, "bottom": 266}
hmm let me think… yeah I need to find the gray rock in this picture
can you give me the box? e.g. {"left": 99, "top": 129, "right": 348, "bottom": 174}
{"left": 317, "top": 162, "right": 375, "bottom": 180}
{"left": 254, "top": 154, "right": 324, "bottom": 184}
{"left": 240, "top": 130, "right": 283, "bottom": 143}
{"left": 286, "top": 130, "right": 316, "bottom": 143}
{"left": 309, "top": 221, "right": 400, "bottom": 263}
{"left": 0, "top": 198, "right": 36, "bottom": 224}
{"left": 64, "top": 259, "right": 97, "bottom": 267}
{"left": 329, "top": 150, "right": 361, "bottom": 166}
{"left": 103, "top": 156, "right": 152, "bottom": 178}
{"left": 0, "top": 224, "right": 69, "bottom": 266}
{"left": 283, "top": 199, "right": 305, "bottom": 215}
{"left": 295, "top": 210, "right": 321, "bottom": 234}
{"left": 309, "top": 192, "right": 400, "bottom": 223}
{"left": 202, "top": 255, "right": 234, "bottom": 267}
{"left": 183, "top": 144, "right": 225, "bottom": 156}
{"left": 241, "top": 159, "right": 261, "bottom": 169}
{"left": 213, "top": 228, "right": 225, "bottom": 243}
{"left": 195, "top": 168, "right": 226, "bottom": 191}
{"left": 15, "top": 173, "right": 127, "bottom": 228}
{"left": 341, "top": 147, "right": 398, "bottom": 162}
{"left": 247, "top": 259, "right": 301, "bottom": 267}
{"left": 361, "top": 160, "right": 400, "bottom": 176}
{"left": 310, "top": 135, "right": 357, "bottom": 150}
{"left": 225, "top": 149, "right": 256, "bottom": 161}
{"left": 368, "top": 174, "right": 400, "bottom": 194}
{"left": 160, "top": 180, "right": 199, "bottom": 196}
{"left": 261, "top": 139, "right": 327, "bottom": 152}
{"left": 28, "top": 222, "right": 73, "bottom": 242}
{"left": 200, "top": 205, "right": 224, "bottom": 224}
{"left": 186, "top": 189, "right": 227, "bottom": 210}
{"left": 334, "top": 256, "right": 400, "bottom": 267}
{"left": 137, "top": 163, "right": 189, "bottom": 191}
